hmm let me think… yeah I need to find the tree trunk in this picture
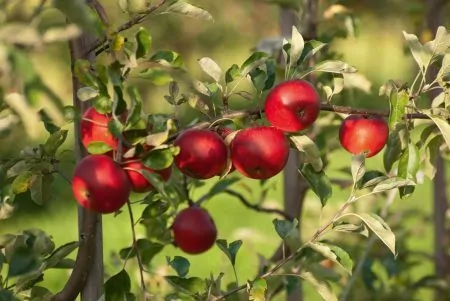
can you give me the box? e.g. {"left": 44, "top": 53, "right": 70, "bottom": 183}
{"left": 424, "top": 0, "right": 449, "bottom": 299}
{"left": 279, "top": 2, "right": 318, "bottom": 300}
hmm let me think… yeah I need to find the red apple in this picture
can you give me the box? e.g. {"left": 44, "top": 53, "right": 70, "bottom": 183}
{"left": 72, "top": 154, "right": 132, "bottom": 214}
{"left": 230, "top": 126, "right": 290, "bottom": 179}
{"left": 174, "top": 129, "right": 228, "bottom": 179}
{"left": 80, "top": 107, "right": 129, "bottom": 155}
{"left": 264, "top": 79, "right": 321, "bottom": 133}
{"left": 339, "top": 114, "right": 389, "bottom": 158}
{"left": 122, "top": 160, "right": 172, "bottom": 193}
{"left": 172, "top": 206, "right": 217, "bottom": 254}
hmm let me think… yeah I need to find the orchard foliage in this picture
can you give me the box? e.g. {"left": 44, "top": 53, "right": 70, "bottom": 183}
{"left": 0, "top": 0, "right": 449, "bottom": 300}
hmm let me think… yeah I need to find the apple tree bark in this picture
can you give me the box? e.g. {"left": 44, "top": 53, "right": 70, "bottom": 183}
{"left": 425, "top": 0, "right": 450, "bottom": 298}
{"left": 52, "top": 0, "right": 104, "bottom": 300}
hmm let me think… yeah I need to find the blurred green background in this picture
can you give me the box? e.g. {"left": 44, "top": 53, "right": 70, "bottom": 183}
{"left": 1, "top": 0, "right": 450, "bottom": 300}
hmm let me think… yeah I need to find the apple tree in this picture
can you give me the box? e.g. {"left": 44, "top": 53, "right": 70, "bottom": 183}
{"left": 0, "top": 0, "right": 449, "bottom": 300}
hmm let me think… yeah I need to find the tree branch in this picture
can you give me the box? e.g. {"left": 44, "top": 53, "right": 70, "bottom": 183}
{"left": 86, "top": 0, "right": 169, "bottom": 56}
{"left": 223, "top": 189, "right": 293, "bottom": 221}
{"left": 126, "top": 200, "right": 146, "bottom": 291}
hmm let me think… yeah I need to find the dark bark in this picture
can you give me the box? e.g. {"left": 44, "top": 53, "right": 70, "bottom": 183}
{"left": 425, "top": 0, "right": 449, "bottom": 299}
{"left": 51, "top": 1, "right": 104, "bottom": 300}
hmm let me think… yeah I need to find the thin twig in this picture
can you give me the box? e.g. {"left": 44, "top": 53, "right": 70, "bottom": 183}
{"left": 223, "top": 189, "right": 292, "bottom": 221}
{"left": 126, "top": 200, "right": 146, "bottom": 291}
{"left": 86, "top": 0, "right": 169, "bottom": 56}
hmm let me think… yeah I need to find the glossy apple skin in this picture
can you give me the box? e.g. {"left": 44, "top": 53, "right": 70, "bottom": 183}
{"left": 174, "top": 129, "right": 228, "bottom": 179}
{"left": 72, "top": 155, "right": 132, "bottom": 214}
{"left": 172, "top": 206, "right": 217, "bottom": 255}
{"left": 339, "top": 114, "right": 389, "bottom": 158}
{"left": 123, "top": 160, "right": 172, "bottom": 193}
{"left": 264, "top": 79, "right": 321, "bottom": 133}
{"left": 230, "top": 126, "right": 290, "bottom": 179}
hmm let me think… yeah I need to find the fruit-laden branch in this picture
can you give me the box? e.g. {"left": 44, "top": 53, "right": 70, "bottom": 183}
{"left": 87, "top": 0, "right": 169, "bottom": 56}
{"left": 222, "top": 189, "right": 292, "bottom": 221}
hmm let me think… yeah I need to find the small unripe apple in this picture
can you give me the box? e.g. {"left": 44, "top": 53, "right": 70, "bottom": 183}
{"left": 172, "top": 206, "right": 217, "bottom": 254}
{"left": 174, "top": 129, "right": 228, "bottom": 179}
{"left": 122, "top": 160, "right": 172, "bottom": 193}
{"left": 339, "top": 114, "right": 389, "bottom": 158}
{"left": 230, "top": 126, "right": 290, "bottom": 179}
{"left": 72, "top": 155, "right": 132, "bottom": 214}
{"left": 264, "top": 79, "right": 321, "bottom": 133}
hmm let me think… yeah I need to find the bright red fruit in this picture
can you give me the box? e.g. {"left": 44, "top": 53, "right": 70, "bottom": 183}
{"left": 339, "top": 114, "right": 389, "bottom": 158}
{"left": 122, "top": 160, "right": 172, "bottom": 193}
{"left": 230, "top": 126, "right": 290, "bottom": 179}
{"left": 81, "top": 107, "right": 117, "bottom": 152}
{"left": 172, "top": 206, "right": 217, "bottom": 254}
{"left": 264, "top": 79, "right": 321, "bottom": 133}
{"left": 72, "top": 155, "right": 132, "bottom": 214}
{"left": 174, "top": 129, "right": 228, "bottom": 179}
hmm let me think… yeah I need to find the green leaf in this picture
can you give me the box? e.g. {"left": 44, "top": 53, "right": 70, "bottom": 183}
{"left": 137, "top": 239, "right": 164, "bottom": 266}
{"left": 145, "top": 119, "right": 176, "bottom": 147}
{"left": 402, "top": 31, "right": 432, "bottom": 70}
{"left": 164, "top": 276, "right": 207, "bottom": 295}
{"left": 240, "top": 52, "right": 269, "bottom": 75}
{"left": 424, "top": 26, "right": 450, "bottom": 57}
{"left": 290, "top": 135, "right": 323, "bottom": 172}
{"left": 351, "top": 153, "right": 366, "bottom": 184}
{"left": 187, "top": 94, "right": 210, "bottom": 116}
{"left": 301, "top": 60, "right": 357, "bottom": 77}
{"left": 29, "top": 174, "right": 53, "bottom": 205}
{"left": 52, "top": 258, "right": 76, "bottom": 269}
{"left": 372, "top": 177, "right": 416, "bottom": 194}
{"left": 225, "top": 64, "right": 241, "bottom": 84}
{"left": 93, "top": 95, "right": 112, "bottom": 114}
{"left": 249, "top": 278, "right": 267, "bottom": 301}
{"left": 138, "top": 68, "right": 173, "bottom": 85}
{"left": 207, "top": 177, "right": 241, "bottom": 199}
{"left": 423, "top": 136, "right": 442, "bottom": 179}
{"left": 73, "top": 59, "right": 97, "bottom": 88}
{"left": 77, "top": 87, "right": 99, "bottom": 102}
{"left": 29, "top": 286, "right": 53, "bottom": 300}
{"left": 150, "top": 50, "right": 184, "bottom": 68}
{"left": 197, "top": 57, "right": 222, "bottom": 82}
{"left": 12, "top": 171, "right": 34, "bottom": 194}
{"left": 42, "top": 24, "right": 82, "bottom": 43}
{"left": 45, "top": 241, "right": 79, "bottom": 269}
{"left": 289, "top": 26, "right": 304, "bottom": 69}
{"left": 104, "top": 269, "right": 131, "bottom": 301}
{"left": 273, "top": 218, "right": 298, "bottom": 239}
{"left": 422, "top": 112, "right": 450, "bottom": 150}
{"left": 359, "top": 171, "right": 388, "bottom": 189}
{"left": 298, "top": 164, "right": 332, "bottom": 207}
{"left": 125, "top": 86, "right": 145, "bottom": 131}
{"left": 166, "top": 1, "right": 214, "bottom": 21}
{"left": 86, "top": 141, "right": 113, "bottom": 154}
{"left": 141, "top": 200, "right": 170, "bottom": 218}
{"left": 388, "top": 88, "right": 409, "bottom": 130}
{"left": 397, "top": 143, "right": 419, "bottom": 199}
{"left": 167, "top": 256, "right": 190, "bottom": 278}
{"left": 383, "top": 123, "right": 409, "bottom": 172}
{"left": 332, "top": 222, "right": 369, "bottom": 237}
{"left": 142, "top": 146, "right": 179, "bottom": 170}
{"left": 341, "top": 212, "right": 396, "bottom": 255}
{"left": 298, "top": 40, "right": 327, "bottom": 64}
{"left": 135, "top": 27, "right": 152, "bottom": 59}
{"left": 8, "top": 247, "right": 39, "bottom": 278}
{"left": 307, "top": 242, "right": 354, "bottom": 275}
{"left": 44, "top": 130, "right": 68, "bottom": 156}
{"left": 0, "top": 290, "right": 18, "bottom": 301}
{"left": 216, "top": 239, "right": 242, "bottom": 267}
{"left": 52, "top": 0, "right": 102, "bottom": 36}
{"left": 298, "top": 271, "right": 337, "bottom": 301}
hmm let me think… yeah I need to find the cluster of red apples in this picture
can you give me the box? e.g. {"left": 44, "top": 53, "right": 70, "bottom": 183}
{"left": 71, "top": 79, "right": 389, "bottom": 254}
